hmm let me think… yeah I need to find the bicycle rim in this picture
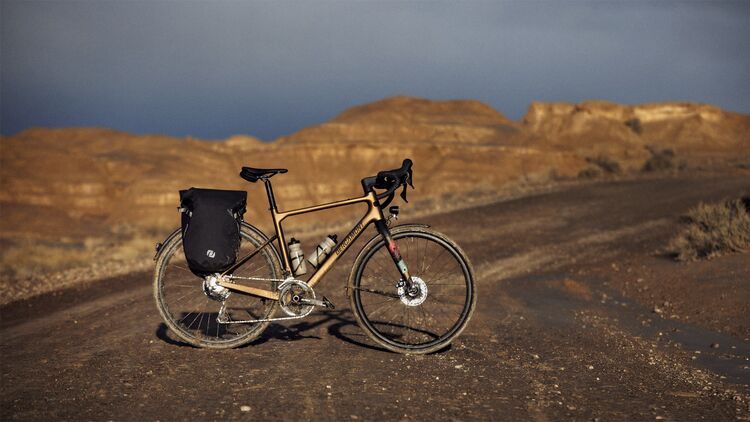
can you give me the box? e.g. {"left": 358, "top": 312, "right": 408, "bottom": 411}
{"left": 154, "top": 226, "right": 280, "bottom": 348}
{"left": 350, "top": 228, "right": 475, "bottom": 353}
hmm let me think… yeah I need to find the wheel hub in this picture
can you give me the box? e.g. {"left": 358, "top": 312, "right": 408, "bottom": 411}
{"left": 397, "top": 276, "right": 428, "bottom": 306}
{"left": 203, "top": 274, "right": 231, "bottom": 301}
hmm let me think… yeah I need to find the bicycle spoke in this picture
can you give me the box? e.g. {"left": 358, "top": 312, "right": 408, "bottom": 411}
{"left": 169, "top": 263, "right": 193, "bottom": 273}
{"left": 352, "top": 229, "right": 474, "bottom": 353}
{"left": 352, "top": 286, "right": 399, "bottom": 299}
{"left": 155, "top": 226, "right": 279, "bottom": 348}
{"left": 366, "top": 298, "right": 401, "bottom": 319}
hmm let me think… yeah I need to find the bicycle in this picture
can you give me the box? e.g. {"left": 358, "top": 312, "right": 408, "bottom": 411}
{"left": 153, "top": 159, "right": 476, "bottom": 354}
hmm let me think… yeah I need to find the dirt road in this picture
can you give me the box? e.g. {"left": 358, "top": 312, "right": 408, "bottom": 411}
{"left": 2, "top": 174, "right": 750, "bottom": 420}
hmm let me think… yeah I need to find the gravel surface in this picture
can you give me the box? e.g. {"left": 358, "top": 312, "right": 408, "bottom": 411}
{"left": 2, "top": 174, "right": 749, "bottom": 420}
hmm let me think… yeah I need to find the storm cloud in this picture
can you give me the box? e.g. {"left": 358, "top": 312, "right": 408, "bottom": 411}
{"left": 2, "top": 1, "right": 749, "bottom": 140}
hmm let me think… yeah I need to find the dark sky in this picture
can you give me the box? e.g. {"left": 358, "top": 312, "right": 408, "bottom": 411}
{"left": 2, "top": 1, "right": 749, "bottom": 140}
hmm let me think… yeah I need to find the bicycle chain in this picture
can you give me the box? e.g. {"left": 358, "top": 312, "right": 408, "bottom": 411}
{"left": 216, "top": 301, "right": 313, "bottom": 324}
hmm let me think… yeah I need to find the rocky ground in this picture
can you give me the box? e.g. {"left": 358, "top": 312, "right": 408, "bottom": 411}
{"left": 1, "top": 173, "right": 749, "bottom": 420}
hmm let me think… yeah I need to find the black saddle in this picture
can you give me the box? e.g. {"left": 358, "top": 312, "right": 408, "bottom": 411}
{"left": 240, "top": 166, "right": 288, "bottom": 183}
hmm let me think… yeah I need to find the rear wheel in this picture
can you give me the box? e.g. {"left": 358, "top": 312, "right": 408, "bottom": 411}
{"left": 153, "top": 223, "right": 282, "bottom": 348}
{"left": 349, "top": 226, "right": 476, "bottom": 354}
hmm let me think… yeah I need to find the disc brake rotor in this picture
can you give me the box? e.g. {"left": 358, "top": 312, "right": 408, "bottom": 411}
{"left": 397, "top": 276, "right": 428, "bottom": 306}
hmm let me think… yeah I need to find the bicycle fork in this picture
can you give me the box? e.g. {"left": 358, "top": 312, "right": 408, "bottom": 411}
{"left": 375, "top": 220, "right": 415, "bottom": 291}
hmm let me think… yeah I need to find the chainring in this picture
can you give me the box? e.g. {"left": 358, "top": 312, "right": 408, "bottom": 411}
{"left": 278, "top": 279, "right": 316, "bottom": 317}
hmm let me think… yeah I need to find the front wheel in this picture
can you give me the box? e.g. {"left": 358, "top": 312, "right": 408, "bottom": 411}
{"left": 348, "top": 226, "right": 476, "bottom": 354}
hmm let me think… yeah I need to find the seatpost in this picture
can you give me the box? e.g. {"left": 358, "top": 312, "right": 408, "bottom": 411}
{"left": 262, "top": 178, "right": 278, "bottom": 212}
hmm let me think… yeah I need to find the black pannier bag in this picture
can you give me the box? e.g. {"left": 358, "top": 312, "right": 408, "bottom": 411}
{"left": 179, "top": 188, "right": 247, "bottom": 276}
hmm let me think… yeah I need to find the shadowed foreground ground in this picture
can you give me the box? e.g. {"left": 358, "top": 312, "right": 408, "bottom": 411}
{"left": 2, "top": 174, "right": 749, "bottom": 420}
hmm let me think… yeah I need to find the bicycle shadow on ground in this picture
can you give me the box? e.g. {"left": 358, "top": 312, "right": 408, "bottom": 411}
{"left": 156, "top": 309, "right": 450, "bottom": 354}
{"left": 245, "top": 309, "right": 391, "bottom": 353}
{"left": 155, "top": 309, "right": 387, "bottom": 352}
{"left": 255, "top": 309, "right": 452, "bottom": 354}
{"left": 155, "top": 323, "right": 198, "bottom": 348}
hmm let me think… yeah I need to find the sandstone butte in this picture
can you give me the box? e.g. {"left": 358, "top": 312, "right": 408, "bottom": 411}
{"left": 0, "top": 96, "right": 748, "bottom": 270}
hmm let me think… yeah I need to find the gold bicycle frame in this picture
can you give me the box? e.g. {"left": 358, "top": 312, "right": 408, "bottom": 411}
{"left": 216, "top": 178, "right": 387, "bottom": 301}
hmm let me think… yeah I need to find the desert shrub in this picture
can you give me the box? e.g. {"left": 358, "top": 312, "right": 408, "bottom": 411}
{"left": 668, "top": 198, "right": 750, "bottom": 261}
{"left": 585, "top": 155, "right": 621, "bottom": 174}
{"left": 577, "top": 166, "right": 601, "bottom": 179}
{"left": 624, "top": 118, "right": 642, "bottom": 134}
{"left": 642, "top": 146, "right": 681, "bottom": 172}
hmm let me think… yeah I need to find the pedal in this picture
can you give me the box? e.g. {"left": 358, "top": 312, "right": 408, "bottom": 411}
{"left": 299, "top": 296, "right": 336, "bottom": 309}
{"left": 321, "top": 296, "right": 335, "bottom": 309}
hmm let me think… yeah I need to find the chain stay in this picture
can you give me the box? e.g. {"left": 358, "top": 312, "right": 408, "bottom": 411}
{"left": 225, "top": 275, "right": 286, "bottom": 283}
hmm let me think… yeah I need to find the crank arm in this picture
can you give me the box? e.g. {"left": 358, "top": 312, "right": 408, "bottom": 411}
{"left": 299, "top": 296, "right": 336, "bottom": 309}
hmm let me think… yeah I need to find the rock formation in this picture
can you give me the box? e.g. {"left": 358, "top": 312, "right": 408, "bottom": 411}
{"left": 1, "top": 96, "right": 748, "bottom": 279}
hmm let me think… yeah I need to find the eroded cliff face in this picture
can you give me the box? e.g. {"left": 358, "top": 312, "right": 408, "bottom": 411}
{"left": 523, "top": 101, "right": 749, "bottom": 151}
{"left": 1, "top": 96, "right": 748, "bottom": 278}
{"left": 524, "top": 101, "right": 732, "bottom": 129}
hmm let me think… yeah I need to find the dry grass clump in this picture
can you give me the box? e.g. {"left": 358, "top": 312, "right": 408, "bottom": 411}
{"left": 0, "top": 223, "right": 170, "bottom": 280}
{"left": 0, "top": 239, "right": 96, "bottom": 279}
{"left": 668, "top": 198, "right": 750, "bottom": 261}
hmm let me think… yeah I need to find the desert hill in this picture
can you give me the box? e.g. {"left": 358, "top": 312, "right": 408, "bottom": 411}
{"left": 1, "top": 96, "right": 749, "bottom": 283}
{"left": 276, "top": 96, "right": 524, "bottom": 146}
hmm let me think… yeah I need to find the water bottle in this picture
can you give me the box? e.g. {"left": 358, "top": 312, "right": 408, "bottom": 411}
{"left": 307, "top": 234, "right": 338, "bottom": 268}
{"left": 288, "top": 238, "right": 307, "bottom": 275}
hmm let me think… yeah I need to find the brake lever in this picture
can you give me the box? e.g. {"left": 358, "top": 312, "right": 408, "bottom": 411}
{"left": 399, "top": 169, "right": 413, "bottom": 202}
